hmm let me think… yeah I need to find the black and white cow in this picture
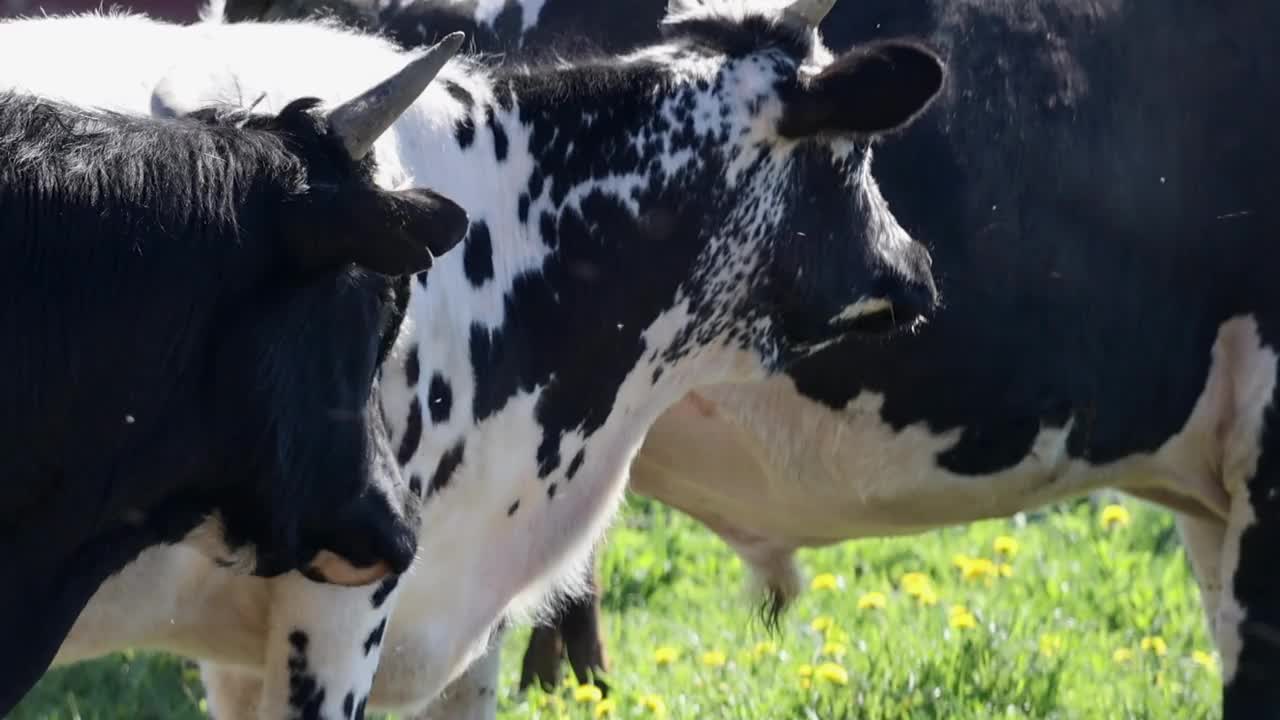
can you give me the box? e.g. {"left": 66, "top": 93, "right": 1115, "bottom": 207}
{"left": 221, "top": 0, "right": 1280, "bottom": 716}
{"left": 3, "top": 0, "right": 945, "bottom": 716}
{"left": 0, "top": 41, "right": 468, "bottom": 715}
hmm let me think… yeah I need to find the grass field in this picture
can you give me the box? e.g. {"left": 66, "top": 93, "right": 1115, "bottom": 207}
{"left": 13, "top": 494, "right": 1221, "bottom": 720}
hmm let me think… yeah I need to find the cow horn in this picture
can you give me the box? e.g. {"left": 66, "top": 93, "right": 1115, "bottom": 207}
{"left": 328, "top": 31, "right": 466, "bottom": 160}
{"left": 780, "top": 0, "right": 837, "bottom": 28}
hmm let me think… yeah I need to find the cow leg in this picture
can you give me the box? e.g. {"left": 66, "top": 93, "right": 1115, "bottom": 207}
{"left": 409, "top": 641, "right": 501, "bottom": 720}
{"left": 518, "top": 624, "right": 565, "bottom": 692}
{"left": 1216, "top": 325, "right": 1280, "bottom": 718}
{"left": 519, "top": 548, "right": 609, "bottom": 693}
{"left": 1175, "top": 512, "right": 1228, "bottom": 638}
{"left": 560, "top": 584, "right": 609, "bottom": 692}
{"left": 1220, "top": 442, "right": 1280, "bottom": 718}
{"left": 249, "top": 573, "right": 403, "bottom": 720}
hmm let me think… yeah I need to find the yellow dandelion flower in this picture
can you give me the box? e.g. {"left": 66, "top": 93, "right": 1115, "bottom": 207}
{"left": 593, "top": 698, "right": 616, "bottom": 717}
{"left": 949, "top": 606, "right": 977, "bottom": 630}
{"left": 993, "top": 535, "right": 1020, "bottom": 557}
{"left": 810, "top": 616, "right": 834, "bottom": 633}
{"left": 960, "top": 557, "right": 998, "bottom": 582}
{"left": 952, "top": 553, "right": 973, "bottom": 569}
{"left": 701, "top": 650, "right": 727, "bottom": 668}
{"left": 1039, "top": 634, "right": 1064, "bottom": 658}
{"left": 857, "top": 591, "right": 888, "bottom": 610}
{"left": 1192, "top": 650, "right": 1217, "bottom": 672}
{"left": 1140, "top": 636, "right": 1168, "bottom": 656}
{"left": 1100, "top": 504, "right": 1132, "bottom": 529}
{"left": 999, "top": 563, "right": 1014, "bottom": 578}
{"left": 797, "top": 664, "right": 813, "bottom": 678}
{"left": 1113, "top": 647, "right": 1134, "bottom": 664}
{"left": 753, "top": 640, "right": 778, "bottom": 659}
{"left": 916, "top": 586, "right": 939, "bottom": 606}
{"left": 900, "top": 572, "right": 932, "bottom": 596}
{"left": 574, "top": 685, "right": 604, "bottom": 704}
{"left": 799, "top": 678, "right": 812, "bottom": 690}
{"left": 815, "top": 662, "right": 850, "bottom": 686}
{"left": 810, "top": 572, "right": 840, "bottom": 592}
{"left": 639, "top": 694, "right": 667, "bottom": 716}
{"left": 653, "top": 646, "right": 680, "bottom": 666}
{"left": 822, "top": 641, "right": 848, "bottom": 659}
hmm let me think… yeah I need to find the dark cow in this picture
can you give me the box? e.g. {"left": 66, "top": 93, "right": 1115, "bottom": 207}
{"left": 0, "top": 39, "right": 466, "bottom": 714}
{"left": 223, "top": 0, "right": 1280, "bottom": 716}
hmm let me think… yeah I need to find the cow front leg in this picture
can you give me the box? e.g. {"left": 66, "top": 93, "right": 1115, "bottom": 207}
{"left": 253, "top": 573, "right": 404, "bottom": 720}
{"left": 409, "top": 640, "right": 501, "bottom": 720}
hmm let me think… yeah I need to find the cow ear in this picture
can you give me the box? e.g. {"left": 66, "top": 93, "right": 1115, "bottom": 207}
{"left": 779, "top": 40, "right": 944, "bottom": 138}
{"left": 283, "top": 186, "right": 470, "bottom": 276}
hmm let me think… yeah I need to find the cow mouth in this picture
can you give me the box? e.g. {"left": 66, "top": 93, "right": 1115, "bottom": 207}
{"left": 831, "top": 298, "right": 926, "bottom": 338}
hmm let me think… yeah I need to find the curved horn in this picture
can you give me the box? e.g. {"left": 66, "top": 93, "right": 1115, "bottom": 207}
{"left": 328, "top": 31, "right": 466, "bottom": 160}
{"left": 780, "top": 0, "right": 837, "bottom": 28}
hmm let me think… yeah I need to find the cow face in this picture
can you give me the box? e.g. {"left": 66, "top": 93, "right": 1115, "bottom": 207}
{"left": 649, "top": 1, "right": 944, "bottom": 362}
{"left": 182, "top": 39, "right": 469, "bottom": 585}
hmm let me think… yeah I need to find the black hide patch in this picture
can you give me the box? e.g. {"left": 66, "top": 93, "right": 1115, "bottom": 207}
{"left": 404, "top": 345, "right": 421, "bottom": 387}
{"left": 287, "top": 630, "right": 325, "bottom": 720}
{"left": 371, "top": 575, "right": 399, "bottom": 608}
{"left": 427, "top": 373, "right": 453, "bottom": 423}
{"left": 396, "top": 397, "right": 424, "bottom": 466}
{"left": 427, "top": 441, "right": 465, "bottom": 497}
{"left": 463, "top": 221, "right": 495, "bottom": 286}
{"left": 362, "top": 617, "right": 387, "bottom": 655}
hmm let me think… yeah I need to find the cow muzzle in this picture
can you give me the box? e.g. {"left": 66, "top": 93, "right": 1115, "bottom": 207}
{"left": 837, "top": 253, "right": 940, "bottom": 337}
{"left": 301, "top": 506, "right": 418, "bottom": 587}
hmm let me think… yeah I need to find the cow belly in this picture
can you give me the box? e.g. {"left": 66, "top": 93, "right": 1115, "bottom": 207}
{"left": 632, "top": 320, "right": 1264, "bottom": 550}
{"left": 631, "top": 385, "right": 1112, "bottom": 545}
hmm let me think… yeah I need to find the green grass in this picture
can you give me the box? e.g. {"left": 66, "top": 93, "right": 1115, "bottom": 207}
{"left": 13, "top": 494, "right": 1221, "bottom": 720}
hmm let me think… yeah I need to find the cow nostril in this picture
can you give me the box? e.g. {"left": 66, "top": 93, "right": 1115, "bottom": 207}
{"left": 380, "top": 524, "right": 417, "bottom": 575}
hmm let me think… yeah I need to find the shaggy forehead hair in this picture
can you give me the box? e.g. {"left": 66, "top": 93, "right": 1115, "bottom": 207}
{"left": 658, "top": 0, "right": 820, "bottom": 60}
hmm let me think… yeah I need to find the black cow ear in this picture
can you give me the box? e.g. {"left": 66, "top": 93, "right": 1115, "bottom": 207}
{"left": 779, "top": 40, "right": 944, "bottom": 138}
{"left": 284, "top": 187, "right": 470, "bottom": 276}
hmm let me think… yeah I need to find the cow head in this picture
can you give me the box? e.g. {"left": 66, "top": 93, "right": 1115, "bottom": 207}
{"left": 179, "top": 34, "right": 470, "bottom": 585}
{"left": 435, "top": 0, "right": 943, "bottom": 389}
{"left": 649, "top": 0, "right": 943, "bottom": 362}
